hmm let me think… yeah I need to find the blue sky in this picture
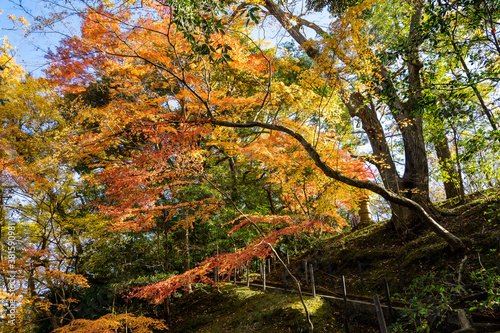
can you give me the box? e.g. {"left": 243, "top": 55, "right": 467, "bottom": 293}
{"left": 1, "top": 0, "right": 327, "bottom": 75}
{"left": 0, "top": 0, "right": 71, "bottom": 75}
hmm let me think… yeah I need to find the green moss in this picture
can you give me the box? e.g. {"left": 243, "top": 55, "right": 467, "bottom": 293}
{"left": 171, "top": 284, "right": 347, "bottom": 333}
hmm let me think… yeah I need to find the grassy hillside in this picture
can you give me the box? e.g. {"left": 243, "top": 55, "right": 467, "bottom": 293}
{"left": 169, "top": 284, "right": 355, "bottom": 333}
{"left": 169, "top": 188, "right": 500, "bottom": 332}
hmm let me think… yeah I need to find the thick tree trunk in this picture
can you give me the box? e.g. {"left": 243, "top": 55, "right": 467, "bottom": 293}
{"left": 381, "top": 3, "right": 434, "bottom": 231}
{"left": 344, "top": 92, "right": 399, "bottom": 192}
{"left": 390, "top": 113, "right": 431, "bottom": 230}
{"left": 434, "top": 131, "right": 464, "bottom": 200}
{"left": 264, "top": 0, "right": 436, "bottom": 233}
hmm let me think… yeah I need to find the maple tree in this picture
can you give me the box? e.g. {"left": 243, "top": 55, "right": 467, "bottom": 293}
{"left": 232, "top": 122, "right": 370, "bottom": 220}
{"left": 26, "top": 3, "right": 382, "bottom": 332}
{"left": 248, "top": 0, "right": 435, "bottom": 231}
{"left": 53, "top": 313, "right": 166, "bottom": 333}
{"left": 18, "top": 0, "right": 462, "bottom": 252}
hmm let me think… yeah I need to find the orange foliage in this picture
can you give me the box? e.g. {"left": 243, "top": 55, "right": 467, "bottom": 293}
{"left": 131, "top": 213, "right": 339, "bottom": 303}
{"left": 44, "top": 2, "right": 271, "bottom": 234}
{"left": 237, "top": 124, "right": 372, "bottom": 219}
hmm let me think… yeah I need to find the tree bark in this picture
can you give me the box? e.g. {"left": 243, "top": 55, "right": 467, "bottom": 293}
{"left": 434, "top": 131, "right": 464, "bottom": 200}
{"left": 344, "top": 92, "right": 399, "bottom": 193}
{"left": 265, "top": 188, "right": 276, "bottom": 214}
{"left": 386, "top": 3, "right": 437, "bottom": 230}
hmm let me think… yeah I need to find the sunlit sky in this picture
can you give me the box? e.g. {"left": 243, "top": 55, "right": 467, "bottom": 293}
{"left": 0, "top": 0, "right": 60, "bottom": 74}
{"left": 1, "top": 0, "right": 330, "bottom": 75}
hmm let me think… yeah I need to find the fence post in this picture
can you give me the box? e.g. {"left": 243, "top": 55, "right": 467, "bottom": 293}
{"left": 261, "top": 262, "right": 266, "bottom": 291}
{"left": 246, "top": 265, "right": 250, "bottom": 287}
{"left": 383, "top": 279, "right": 394, "bottom": 324}
{"left": 373, "top": 294, "right": 388, "bottom": 333}
{"left": 341, "top": 275, "right": 350, "bottom": 333}
{"left": 310, "top": 263, "right": 316, "bottom": 298}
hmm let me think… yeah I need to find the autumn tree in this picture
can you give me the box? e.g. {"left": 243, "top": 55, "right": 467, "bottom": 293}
{"left": 245, "top": 0, "right": 433, "bottom": 230}
{"left": 0, "top": 43, "right": 93, "bottom": 331}
{"left": 53, "top": 313, "right": 166, "bottom": 333}
{"left": 4, "top": 1, "right": 500, "bottom": 332}
{"left": 3, "top": 5, "right": 486, "bottom": 333}
{"left": 0, "top": 39, "right": 171, "bottom": 332}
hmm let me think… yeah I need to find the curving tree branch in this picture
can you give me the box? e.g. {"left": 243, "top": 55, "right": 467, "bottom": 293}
{"left": 212, "top": 119, "right": 464, "bottom": 252}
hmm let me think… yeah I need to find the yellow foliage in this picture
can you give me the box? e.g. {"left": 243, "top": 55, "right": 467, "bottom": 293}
{"left": 7, "top": 14, "right": 30, "bottom": 26}
{"left": 304, "top": 0, "right": 381, "bottom": 96}
{"left": 54, "top": 313, "right": 167, "bottom": 333}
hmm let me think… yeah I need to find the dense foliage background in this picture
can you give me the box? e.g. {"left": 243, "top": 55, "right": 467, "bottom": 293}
{"left": 1, "top": 0, "right": 499, "bottom": 331}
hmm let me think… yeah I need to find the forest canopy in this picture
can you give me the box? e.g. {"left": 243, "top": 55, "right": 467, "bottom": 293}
{"left": 1, "top": 0, "right": 499, "bottom": 331}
